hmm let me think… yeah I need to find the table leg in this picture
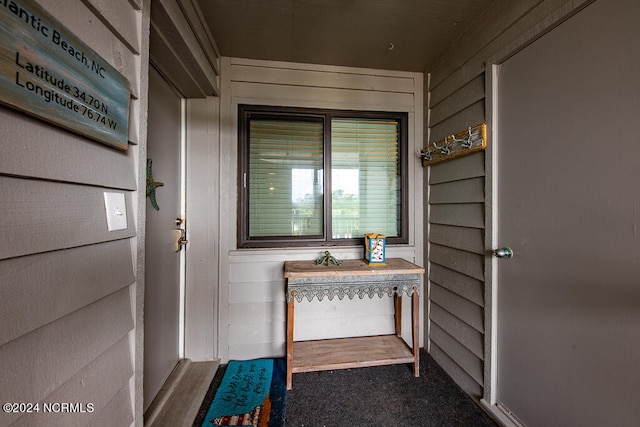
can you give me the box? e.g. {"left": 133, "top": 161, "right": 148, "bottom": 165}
{"left": 394, "top": 294, "right": 402, "bottom": 337}
{"left": 286, "top": 293, "right": 294, "bottom": 390}
{"left": 412, "top": 288, "right": 420, "bottom": 377}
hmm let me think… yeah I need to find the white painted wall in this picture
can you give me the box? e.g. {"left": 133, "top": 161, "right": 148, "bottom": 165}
{"left": 214, "top": 57, "right": 424, "bottom": 362}
{"left": 184, "top": 95, "right": 221, "bottom": 361}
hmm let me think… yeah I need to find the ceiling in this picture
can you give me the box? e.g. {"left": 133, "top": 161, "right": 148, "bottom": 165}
{"left": 197, "top": 0, "right": 500, "bottom": 73}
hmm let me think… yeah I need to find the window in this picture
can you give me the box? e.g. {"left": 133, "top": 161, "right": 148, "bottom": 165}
{"left": 238, "top": 105, "right": 408, "bottom": 248}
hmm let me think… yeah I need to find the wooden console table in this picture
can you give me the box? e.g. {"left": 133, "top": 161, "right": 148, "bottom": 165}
{"left": 284, "top": 258, "right": 425, "bottom": 390}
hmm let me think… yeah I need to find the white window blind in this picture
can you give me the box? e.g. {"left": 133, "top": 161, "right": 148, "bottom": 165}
{"left": 331, "top": 118, "right": 401, "bottom": 239}
{"left": 248, "top": 119, "right": 324, "bottom": 237}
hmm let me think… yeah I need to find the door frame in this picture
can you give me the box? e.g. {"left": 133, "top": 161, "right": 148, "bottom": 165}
{"left": 482, "top": 58, "right": 530, "bottom": 427}
{"left": 480, "top": 61, "right": 510, "bottom": 425}
{"left": 143, "top": 64, "right": 188, "bottom": 410}
{"left": 178, "top": 93, "right": 187, "bottom": 358}
{"left": 148, "top": 64, "right": 188, "bottom": 358}
{"left": 148, "top": 0, "right": 221, "bottom": 364}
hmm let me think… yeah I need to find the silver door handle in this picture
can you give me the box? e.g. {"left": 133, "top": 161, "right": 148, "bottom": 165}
{"left": 494, "top": 247, "right": 514, "bottom": 259}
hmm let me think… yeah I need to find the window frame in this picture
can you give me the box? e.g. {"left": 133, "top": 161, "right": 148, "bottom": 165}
{"left": 237, "top": 104, "right": 408, "bottom": 249}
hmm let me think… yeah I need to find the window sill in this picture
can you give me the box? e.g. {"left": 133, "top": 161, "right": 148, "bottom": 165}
{"left": 228, "top": 244, "right": 418, "bottom": 263}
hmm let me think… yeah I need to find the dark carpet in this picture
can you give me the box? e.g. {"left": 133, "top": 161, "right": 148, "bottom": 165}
{"left": 286, "top": 349, "right": 497, "bottom": 427}
{"left": 196, "top": 349, "right": 499, "bottom": 427}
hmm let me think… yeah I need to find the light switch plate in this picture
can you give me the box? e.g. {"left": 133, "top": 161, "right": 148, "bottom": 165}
{"left": 103, "top": 192, "right": 128, "bottom": 231}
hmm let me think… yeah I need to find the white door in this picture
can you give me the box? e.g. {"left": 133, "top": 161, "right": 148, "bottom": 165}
{"left": 143, "top": 66, "right": 185, "bottom": 409}
{"left": 492, "top": 1, "right": 640, "bottom": 426}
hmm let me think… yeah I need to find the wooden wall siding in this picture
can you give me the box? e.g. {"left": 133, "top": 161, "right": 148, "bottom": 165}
{"left": 292, "top": 300, "right": 395, "bottom": 342}
{"left": 425, "top": 0, "right": 595, "bottom": 404}
{"left": 429, "top": 204, "right": 485, "bottom": 230}
{"left": 226, "top": 259, "right": 286, "bottom": 360}
{"left": 430, "top": 322, "right": 483, "bottom": 385}
{"left": 430, "top": 264, "right": 483, "bottom": 307}
{"left": 0, "top": 177, "right": 136, "bottom": 260}
{"left": 229, "top": 59, "right": 417, "bottom": 113}
{"left": 0, "top": 106, "right": 136, "bottom": 189}
{"left": 226, "top": 256, "right": 397, "bottom": 360}
{"left": 81, "top": 0, "right": 142, "bottom": 54}
{"left": 429, "top": 244, "right": 484, "bottom": 282}
{"left": 0, "top": 239, "right": 134, "bottom": 347}
{"left": 39, "top": 0, "right": 141, "bottom": 99}
{"left": 429, "top": 224, "right": 483, "bottom": 256}
{"left": 430, "top": 342, "right": 483, "bottom": 398}
{"left": 231, "top": 82, "right": 415, "bottom": 113}
{"left": 429, "top": 177, "right": 484, "bottom": 205}
{"left": 11, "top": 336, "right": 133, "bottom": 427}
{"left": 231, "top": 62, "right": 416, "bottom": 93}
{"left": 429, "top": 75, "right": 484, "bottom": 126}
{"left": 0, "top": 0, "right": 149, "bottom": 424}
{"left": 428, "top": 150, "right": 485, "bottom": 184}
{"left": 219, "top": 57, "right": 423, "bottom": 362}
{"left": 429, "top": 0, "right": 595, "bottom": 138}
{"left": 430, "top": 100, "right": 484, "bottom": 143}
{"left": 0, "top": 288, "right": 133, "bottom": 425}
{"left": 91, "top": 384, "right": 134, "bottom": 427}
{"left": 430, "top": 285, "right": 483, "bottom": 333}
{"left": 427, "top": 151, "right": 485, "bottom": 398}
{"left": 430, "top": 303, "right": 483, "bottom": 359}
{"left": 227, "top": 261, "right": 287, "bottom": 352}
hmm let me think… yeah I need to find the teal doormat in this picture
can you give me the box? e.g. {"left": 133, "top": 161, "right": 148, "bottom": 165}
{"left": 196, "top": 358, "right": 286, "bottom": 427}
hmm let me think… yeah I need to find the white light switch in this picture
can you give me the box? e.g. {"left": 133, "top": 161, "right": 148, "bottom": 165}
{"left": 103, "top": 192, "right": 128, "bottom": 231}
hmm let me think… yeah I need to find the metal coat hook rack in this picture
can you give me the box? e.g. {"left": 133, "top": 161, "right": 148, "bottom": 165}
{"left": 451, "top": 127, "right": 475, "bottom": 148}
{"left": 419, "top": 123, "right": 486, "bottom": 166}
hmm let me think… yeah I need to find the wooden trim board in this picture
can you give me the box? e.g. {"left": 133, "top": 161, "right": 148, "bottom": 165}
{"left": 285, "top": 258, "right": 424, "bottom": 278}
{"left": 292, "top": 335, "right": 415, "bottom": 373}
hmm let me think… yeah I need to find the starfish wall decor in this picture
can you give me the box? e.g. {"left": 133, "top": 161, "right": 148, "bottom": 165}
{"left": 146, "top": 158, "right": 164, "bottom": 210}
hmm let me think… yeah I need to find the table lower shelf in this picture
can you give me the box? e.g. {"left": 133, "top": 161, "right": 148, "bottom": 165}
{"left": 292, "top": 334, "right": 415, "bottom": 373}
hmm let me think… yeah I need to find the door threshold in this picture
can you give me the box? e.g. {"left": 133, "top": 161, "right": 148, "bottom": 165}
{"left": 145, "top": 359, "right": 220, "bottom": 427}
{"left": 480, "top": 399, "right": 527, "bottom": 427}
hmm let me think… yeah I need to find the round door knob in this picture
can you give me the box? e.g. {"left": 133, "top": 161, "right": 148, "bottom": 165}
{"left": 494, "top": 247, "right": 514, "bottom": 259}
